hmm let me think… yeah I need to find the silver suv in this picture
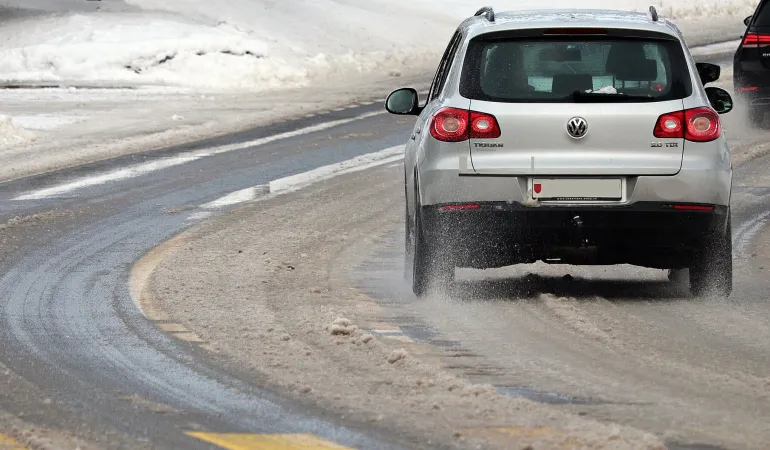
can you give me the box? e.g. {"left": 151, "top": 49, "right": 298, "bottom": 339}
{"left": 385, "top": 7, "right": 734, "bottom": 298}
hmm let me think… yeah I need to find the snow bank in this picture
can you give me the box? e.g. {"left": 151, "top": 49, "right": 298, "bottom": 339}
{"left": 0, "top": 13, "right": 306, "bottom": 90}
{"left": 0, "top": 116, "right": 36, "bottom": 149}
{"left": 0, "top": 0, "right": 757, "bottom": 91}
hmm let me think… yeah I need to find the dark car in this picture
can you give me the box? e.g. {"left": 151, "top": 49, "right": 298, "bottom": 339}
{"left": 735, "top": 0, "right": 770, "bottom": 127}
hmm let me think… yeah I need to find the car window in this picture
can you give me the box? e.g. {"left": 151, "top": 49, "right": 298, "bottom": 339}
{"left": 428, "top": 30, "right": 463, "bottom": 102}
{"left": 752, "top": 0, "right": 770, "bottom": 26}
{"left": 460, "top": 36, "right": 692, "bottom": 103}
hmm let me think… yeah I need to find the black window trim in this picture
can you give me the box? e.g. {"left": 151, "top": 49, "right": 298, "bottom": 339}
{"left": 428, "top": 29, "right": 464, "bottom": 102}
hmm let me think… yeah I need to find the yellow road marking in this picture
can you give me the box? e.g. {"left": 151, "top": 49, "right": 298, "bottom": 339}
{"left": 187, "top": 433, "right": 354, "bottom": 450}
{"left": 0, "top": 433, "right": 25, "bottom": 450}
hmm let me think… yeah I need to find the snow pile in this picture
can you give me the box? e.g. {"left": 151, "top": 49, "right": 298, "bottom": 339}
{"left": 0, "top": 115, "right": 36, "bottom": 149}
{"left": 0, "top": 13, "right": 306, "bottom": 90}
{"left": 0, "top": 0, "right": 757, "bottom": 91}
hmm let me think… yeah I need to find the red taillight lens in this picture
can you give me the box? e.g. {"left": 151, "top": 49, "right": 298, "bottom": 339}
{"left": 653, "top": 107, "right": 720, "bottom": 142}
{"left": 685, "top": 107, "right": 720, "bottom": 142}
{"left": 742, "top": 32, "right": 770, "bottom": 48}
{"left": 430, "top": 107, "right": 469, "bottom": 142}
{"left": 470, "top": 111, "right": 501, "bottom": 139}
{"left": 654, "top": 111, "right": 684, "bottom": 139}
{"left": 673, "top": 204, "right": 714, "bottom": 211}
{"left": 430, "top": 108, "right": 500, "bottom": 142}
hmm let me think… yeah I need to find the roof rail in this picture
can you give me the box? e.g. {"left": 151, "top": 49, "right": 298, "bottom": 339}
{"left": 649, "top": 5, "right": 659, "bottom": 21}
{"left": 475, "top": 6, "right": 495, "bottom": 22}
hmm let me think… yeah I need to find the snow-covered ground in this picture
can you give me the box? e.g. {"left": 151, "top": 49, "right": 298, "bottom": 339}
{"left": 0, "top": 0, "right": 756, "bottom": 91}
{"left": 0, "top": 0, "right": 755, "bottom": 181}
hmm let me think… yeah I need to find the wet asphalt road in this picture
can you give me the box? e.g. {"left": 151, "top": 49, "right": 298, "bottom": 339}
{"left": 0, "top": 104, "right": 418, "bottom": 449}
{"left": 0, "top": 52, "right": 769, "bottom": 448}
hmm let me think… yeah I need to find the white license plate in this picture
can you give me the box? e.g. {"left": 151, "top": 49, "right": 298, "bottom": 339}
{"left": 531, "top": 178, "right": 622, "bottom": 201}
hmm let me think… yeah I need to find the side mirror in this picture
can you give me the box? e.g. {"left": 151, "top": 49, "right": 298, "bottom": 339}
{"left": 385, "top": 88, "right": 421, "bottom": 115}
{"left": 744, "top": 15, "right": 752, "bottom": 26}
{"left": 695, "top": 62, "right": 720, "bottom": 85}
{"left": 705, "top": 86, "right": 733, "bottom": 114}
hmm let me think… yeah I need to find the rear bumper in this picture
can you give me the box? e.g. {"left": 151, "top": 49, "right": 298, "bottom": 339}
{"left": 421, "top": 202, "right": 729, "bottom": 269}
{"left": 420, "top": 167, "right": 731, "bottom": 208}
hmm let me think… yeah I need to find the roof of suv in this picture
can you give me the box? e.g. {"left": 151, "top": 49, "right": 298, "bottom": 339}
{"left": 460, "top": 9, "right": 683, "bottom": 40}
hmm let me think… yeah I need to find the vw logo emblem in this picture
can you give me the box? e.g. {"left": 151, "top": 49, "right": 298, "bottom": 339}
{"left": 566, "top": 117, "right": 588, "bottom": 139}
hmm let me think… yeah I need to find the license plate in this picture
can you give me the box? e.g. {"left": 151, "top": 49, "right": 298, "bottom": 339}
{"left": 531, "top": 178, "right": 622, "bottom": 201}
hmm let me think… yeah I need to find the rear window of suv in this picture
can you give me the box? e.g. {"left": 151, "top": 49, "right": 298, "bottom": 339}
{"left": 752, "top": 0, "right": 770, "bottom": 26}
{"left": 459, "top": 35, "right": 692, "bottom": 103}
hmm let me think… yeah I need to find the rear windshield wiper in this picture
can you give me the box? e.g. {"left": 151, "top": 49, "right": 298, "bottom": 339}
{"left": 566, "top": 90, "right": 656, "bottom": 103}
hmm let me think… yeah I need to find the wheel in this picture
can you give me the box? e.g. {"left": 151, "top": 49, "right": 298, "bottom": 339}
{"left": 410, "top": 200, "right": 454, "bottom": 297}
{"left": 748, "top": 106, "right": 764, "bottom": 129}
{"left": 689, "top": 215, "right": 732, "bottom": 298}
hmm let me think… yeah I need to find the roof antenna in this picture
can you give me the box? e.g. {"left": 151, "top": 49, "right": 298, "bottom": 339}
{"left": 475, "top": 6, "right": 495, "bottom": 22}
{"left": 649, "top": 5, "right": 659, "bottom": 21}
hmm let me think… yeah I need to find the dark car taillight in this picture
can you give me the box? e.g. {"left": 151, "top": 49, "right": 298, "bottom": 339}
{"left": 741, "top": 32, "right": 770, "bottom": 48}
{"left": 653, "top": 107, "right": 721, "bottom": 142}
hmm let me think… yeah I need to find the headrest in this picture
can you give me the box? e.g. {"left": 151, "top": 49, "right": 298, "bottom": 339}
{"left": 606, "top": 42, "right": 658, "bottom": 81}
{"left": 606, "top": 42, "right": 647, "bottom": 72}
{"left": 482, "top": 46, "right": 528, "bottom": 96}
{"left": 613, "top": 59, "right": 658, "bottom": 81}
{"left": 551, "top": 73, "right": 594, "bottom": 96}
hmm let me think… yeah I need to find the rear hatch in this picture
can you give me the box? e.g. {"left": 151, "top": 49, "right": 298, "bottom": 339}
{"left": 738, "top": 0, "right": 770, "bottom": 87}
{"left": 460, "top": 28, "right": 692, "bottom": 176}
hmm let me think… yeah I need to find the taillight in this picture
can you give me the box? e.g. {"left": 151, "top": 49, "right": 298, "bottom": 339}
{"left": 430, "top": 107, "right": 468, "bottom": 142}
{"left": 470, "top": 111, "right": 501, "bottom": 139}
{"left": 685, "top": 107, "right": 720, "bottom": 141}
{"left": 429, "top": 108, "right": 500, "bottom": 142}
{"left": 653, "top": 111, "right": 684, "bottom": 139}
{"left": 653, "top": 107, "right": 721, "bottom": 142}
{"left": 741, "top": 32, "right": 770, "bottom": 48}
{"left": 673, "top": 204, "right": 714, "bottom": 211}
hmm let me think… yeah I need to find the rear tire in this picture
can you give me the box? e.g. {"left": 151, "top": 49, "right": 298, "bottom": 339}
{"left": 689, "top": 216, "right": 732, "bottom": 298}
{"left": 411, "top": 205, "right": 454, "bottom": 297}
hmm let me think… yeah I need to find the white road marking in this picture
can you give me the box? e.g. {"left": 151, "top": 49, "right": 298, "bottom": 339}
{"left": 15, "top": 156, "right": 201, "bottom": 201}
{"left": 201, "top": 185, "right": 268, "bottom": 209}
{"left": 201, "top": 146, "right": 404, "bottom": 210}
{"left": 267, "top": 146, "right": 403, "bottom": 195}
{"left": 13, "top": 110, "right": 385, "bottom": 201}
